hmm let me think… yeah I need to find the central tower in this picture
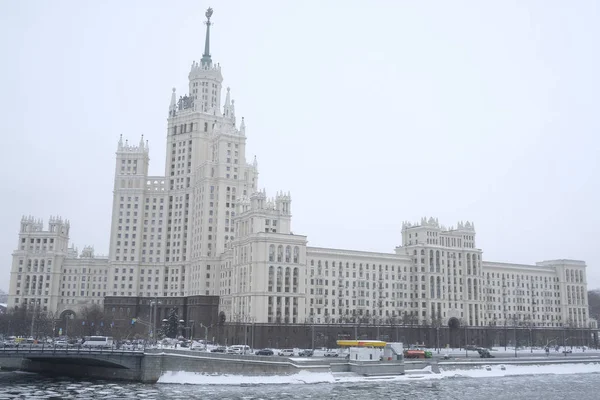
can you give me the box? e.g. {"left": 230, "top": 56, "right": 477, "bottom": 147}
{"left": 164, "top": 8, "right": 258, "bottom": 297}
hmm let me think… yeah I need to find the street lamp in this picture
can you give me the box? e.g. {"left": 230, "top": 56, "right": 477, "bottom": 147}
{"left": 237, "top": 315, "right": 255, "bottom": 354}
{"left": 30, "top": 300, "right": 40, "bottom": 339}
{"left": 149, "top": 298, "right": 161, "bottom": 345}
{"left": 436, "top": 325, "right": 440, "bottom": 354}
{"left": 179, "top": 319, "right": 186, "bottom": 339}
{"left": 161, "top": 318, "right": 168, "bottom": 343}
{"left": 464, "top": 322, "right": 468, "bottom": 358}
{"left": 199, "top": 323, "right": 213, "bottom": 350}
{"left": 308, "top": 314, "right": 315, "bottom": 350}
{"left": 514, "top": 321, "right": 518, "bottom": 358}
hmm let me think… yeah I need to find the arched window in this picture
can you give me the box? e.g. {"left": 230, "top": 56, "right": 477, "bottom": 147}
{"left": 269, "top": 245, "right": 275, "bottom": 262}
{"left": 293, "top": 247, "right": 299, "bottom": 263}
{"left": 285, "top": 267, "right": 291, "bottom": 292}
{"left": 277, "top": 245, "right": 283, "bottom": 262}
{"left": 467, "top": 278, "right": 472, "bottom": 300}
{"left": 276, "top": 267, "right": 283, "bottom": 292}
{"left": 466, "top": 254, "right": 472, "bottom": 274}
{"left": 285, "top": 246, "right": 291, "bottom": 263}
{"left": 268, "top": 266, "right": 274, "bottom": 291}
{"left": 429, "top": 250, "right": 434, "bottom": 272}
{"left": 293, "top": 268, "right": 299, "bottom": 292}
{"left": 430, "top": 276, "right": 435, "bottom": 298}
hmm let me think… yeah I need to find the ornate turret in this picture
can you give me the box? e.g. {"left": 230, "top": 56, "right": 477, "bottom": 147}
{"left": 223, "top": 87, "right": 234, "bottom": 120}
{"left": 240, "top": 117, "right": 246, "bottom": 136}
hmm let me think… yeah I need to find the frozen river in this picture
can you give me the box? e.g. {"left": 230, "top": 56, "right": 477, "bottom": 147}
{"left": 1, "top": 363, "right": 600, "bottom": 400}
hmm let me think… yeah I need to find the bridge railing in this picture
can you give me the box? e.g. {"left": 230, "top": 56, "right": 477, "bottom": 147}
{"left": 0, "top": 342, "right": 145, "bottom": 355}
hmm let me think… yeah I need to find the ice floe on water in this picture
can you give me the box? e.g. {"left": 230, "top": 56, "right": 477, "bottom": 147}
{"left": 157, "top": 362, "right": 600, "bottom": 385}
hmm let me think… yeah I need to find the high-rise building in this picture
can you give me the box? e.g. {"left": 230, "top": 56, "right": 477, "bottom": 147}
{"left": 6, "top": 9, "right": 596, "bottom": 331}
{"left": 7, "top": 216, "right": 107, "bottom": 316}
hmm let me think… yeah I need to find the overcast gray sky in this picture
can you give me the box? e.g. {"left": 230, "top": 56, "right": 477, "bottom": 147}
{"left": 1, "top": 0, "right": 598, "bottom": 293}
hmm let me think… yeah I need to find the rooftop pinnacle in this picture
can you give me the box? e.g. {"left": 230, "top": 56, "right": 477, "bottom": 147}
{"left": 201, "top": 7, "right": 213, "bottom": 67}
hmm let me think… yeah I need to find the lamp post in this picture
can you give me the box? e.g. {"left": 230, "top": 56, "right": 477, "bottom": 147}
{"left": 30, "top": 300, "right": 39, "bottom": 339}
{"left": 199, "top": 323, "right": 213, "bottom": 349}
{"left": 161, "top": 318, "right": 168, "bottom": 343}
{"left": 179, "top": 319, "right": 186, "bottom": 339}
{"left": 308, "top": 314, "right": 315, "bottom": 350}
{"left": 529, "top": 325, "right": 533, "bottom": 353}
{"left": 514, "top": 322, "right": 517, "bottom": 358}
{"left": 252, "top": 320, "right": 256, "bottom": 350}
{"left": 149, "top": 298, "right": 161, "bottom": 345}
{"left": 464, "top": 323, "right": 468, "bottom": 358}
{"left": 243, "top": 317, "right": 248, "bottom": 353}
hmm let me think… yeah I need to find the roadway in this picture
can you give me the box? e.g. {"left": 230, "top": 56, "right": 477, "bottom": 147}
{"left": 428, "top": 349, "right": 600, "bottom": 361}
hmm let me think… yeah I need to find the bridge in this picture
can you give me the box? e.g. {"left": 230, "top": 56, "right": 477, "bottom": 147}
{"left": 0, "top": 345, "right": 407, "bottom": 382}
{"left": 0, "top": 345, "right": 151, "bottom": 382}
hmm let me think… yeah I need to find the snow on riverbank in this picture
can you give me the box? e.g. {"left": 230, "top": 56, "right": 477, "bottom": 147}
{"left": 158, "top": 361, "right": 600, "bottom": 385}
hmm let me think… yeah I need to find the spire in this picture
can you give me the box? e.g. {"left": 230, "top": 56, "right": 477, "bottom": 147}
{"left": 253, "top": 155, "right": 258, "bottom": 168}
{"left": 139, "top": 134, "right": 144, "bottom": 149}
{"left": 118, "top": 134, "right": 123, "bottom": 150}
{"left": 201, "top": 8, "right": 214, "bottom": 67}
{"left": 223, "top": 87, "right": 231, "bottom": 117}
{"left": 170, "top": 88, "right": 176, "bottom": 108}
{"left": 169, "top": 88, "right": 177, "bottom": 117}
{"left": 240, "top": 116, "right": 246, "bottom": 136}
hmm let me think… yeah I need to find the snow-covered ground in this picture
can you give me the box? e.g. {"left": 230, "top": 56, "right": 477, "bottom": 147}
{"left": 421, "top": 345, "right": 600, "bottom": 357}
{"left": 150, "top": 341, "right": 600, "bottom": 359}
{"left": 158, "top": 361, "right": 600, "bottom": 385}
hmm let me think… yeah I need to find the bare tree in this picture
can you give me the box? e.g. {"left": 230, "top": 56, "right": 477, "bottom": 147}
{"left": 79, "top": 305, "right": 106, "bottom": 336}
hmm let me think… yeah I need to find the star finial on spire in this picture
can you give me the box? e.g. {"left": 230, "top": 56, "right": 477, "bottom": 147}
{"left": 201, "top": 8, "right": 214, "bottom": 67}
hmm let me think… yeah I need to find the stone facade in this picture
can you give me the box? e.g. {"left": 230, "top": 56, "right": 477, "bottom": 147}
{"left": 7, "top": 216, "right": 107, "bottom": 318}
{"left": 103, "top": 295, "right": 219, "bottom": 334}
{"left": 5, "top": 9, "right": 595, "bottom": 332}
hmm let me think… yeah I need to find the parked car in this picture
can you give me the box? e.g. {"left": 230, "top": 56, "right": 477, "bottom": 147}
{"left": 278, "top": 349, "right": 295, "bottom": 356}
{"left": 324, "top": 350, "right": 339, "bottom": 357}
{"left": 298, "top": 349, "right": 314, "bottom": 357}
{"left": 255, "top": 349, "right": 274, "bottom": 356}
{"left": 211, "top": 346, "right": 227, "bottom": 353}
{"left": 476, "top": 348, "right": 495, "bottom": 358}
{"left": 229, "top": 345, "right": 251, "bottom": 354}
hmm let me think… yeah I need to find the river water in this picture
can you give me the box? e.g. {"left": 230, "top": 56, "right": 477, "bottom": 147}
{"left": 0, "top": 369, "right": 599, "bottom": 400}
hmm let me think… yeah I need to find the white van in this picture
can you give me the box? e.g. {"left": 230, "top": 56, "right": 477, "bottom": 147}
{"left": 279, "top": 349, "right": 295, "bottom": 356}
{"left": 228, "top": 345, "right": 251, "bottom": 354}
{"left": 82, "top": 336, "right": 114, "bottom": 349}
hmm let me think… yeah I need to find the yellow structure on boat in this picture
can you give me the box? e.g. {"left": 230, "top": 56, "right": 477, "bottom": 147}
{"left": 336, "top": 340, "right": 387, "bottom": 348}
